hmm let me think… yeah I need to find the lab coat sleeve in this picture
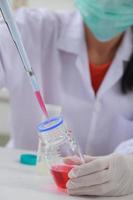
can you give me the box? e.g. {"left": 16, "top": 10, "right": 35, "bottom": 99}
{"left": 114, "top": 139, "right": 133, "bottom": 155}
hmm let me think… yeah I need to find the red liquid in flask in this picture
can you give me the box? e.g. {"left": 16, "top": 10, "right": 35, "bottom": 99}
{"left": 51, "top": 165, "right": 74, "bottom": 189}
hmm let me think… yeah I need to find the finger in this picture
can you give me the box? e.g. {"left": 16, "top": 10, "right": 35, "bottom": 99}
{"left": 67, "top": 169, "right": 110, "bottom": 189}
{"left": 64, "top": 156, "right": 83, "bottom": 165}
{"left": 69, "top": 158, "right": 109, "bottom": 178}
{"left": 84, "top": 155, "right": 96, "bottom": 163}
{"left": 68, "top": 182, "right": 112, "bottom": 196}
{"left": 64, "top": 155, "right": 95, "bottom": 165}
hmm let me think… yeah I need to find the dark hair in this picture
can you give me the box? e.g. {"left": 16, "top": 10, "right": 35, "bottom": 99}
{"left": 121, "top": 52, "right": 133, "bottom": 94}
{"left": 121, "top": 27, "right": 133, "bottom": 94}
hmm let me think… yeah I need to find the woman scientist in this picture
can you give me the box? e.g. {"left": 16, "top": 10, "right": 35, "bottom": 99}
{"left": 0, "top": 0, "right": 133, "bottom": 197}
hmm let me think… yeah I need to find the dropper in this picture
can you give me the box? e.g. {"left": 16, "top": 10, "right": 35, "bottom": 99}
{"left": 0, "top": 0, "right": 48, "bottom": 117}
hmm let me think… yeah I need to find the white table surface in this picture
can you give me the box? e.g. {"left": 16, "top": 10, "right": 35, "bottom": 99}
{"left": 0, "top": 147, "right": 133, "bottom": 200}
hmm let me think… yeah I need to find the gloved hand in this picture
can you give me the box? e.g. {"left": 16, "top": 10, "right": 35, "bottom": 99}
{"left": 66, "top": 154, "right": 133, "bottom": 197}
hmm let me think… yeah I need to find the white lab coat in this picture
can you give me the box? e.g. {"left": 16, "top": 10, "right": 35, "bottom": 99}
{"left": 0, "top": 8, "right": 133, "bottom": 155}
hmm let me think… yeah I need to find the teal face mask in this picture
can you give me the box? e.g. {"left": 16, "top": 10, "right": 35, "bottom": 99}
{"left": 74, "top": 0, "right": 133, "bottom": 41}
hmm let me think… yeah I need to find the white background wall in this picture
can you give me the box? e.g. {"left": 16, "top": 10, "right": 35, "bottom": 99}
{"left": 0, "top": 0, "right": 74, "bottom": 135}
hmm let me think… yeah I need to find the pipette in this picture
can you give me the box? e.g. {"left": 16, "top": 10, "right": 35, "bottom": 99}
{"left": 0, "top": 0, "right": 48, "bottom": 117}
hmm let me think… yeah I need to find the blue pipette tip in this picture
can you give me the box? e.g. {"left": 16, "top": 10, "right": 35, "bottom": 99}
{"left": 20, "top": 154, "right": 37, "bottom": 166}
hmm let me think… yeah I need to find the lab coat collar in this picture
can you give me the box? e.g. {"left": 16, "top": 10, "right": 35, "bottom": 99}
{"left": 97, "top": 28, "right": 133, "bottom": 98}
{"left": 57, "top": 11, "right": 85, "bottom": 55}
{"left": 57, "top": 11, "right": 95, "bottom": 98}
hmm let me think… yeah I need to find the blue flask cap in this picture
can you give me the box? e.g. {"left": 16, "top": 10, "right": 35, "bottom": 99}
{"left": 38, "top": 116, "right": 64, "bottom": 133}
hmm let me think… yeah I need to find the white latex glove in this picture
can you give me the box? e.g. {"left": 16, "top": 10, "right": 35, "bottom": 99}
{"left": 67, "top": 154, "right": 133, "bottom": 197}
{"left": 115, "top": 139, "right": 133, "bottom": 155}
